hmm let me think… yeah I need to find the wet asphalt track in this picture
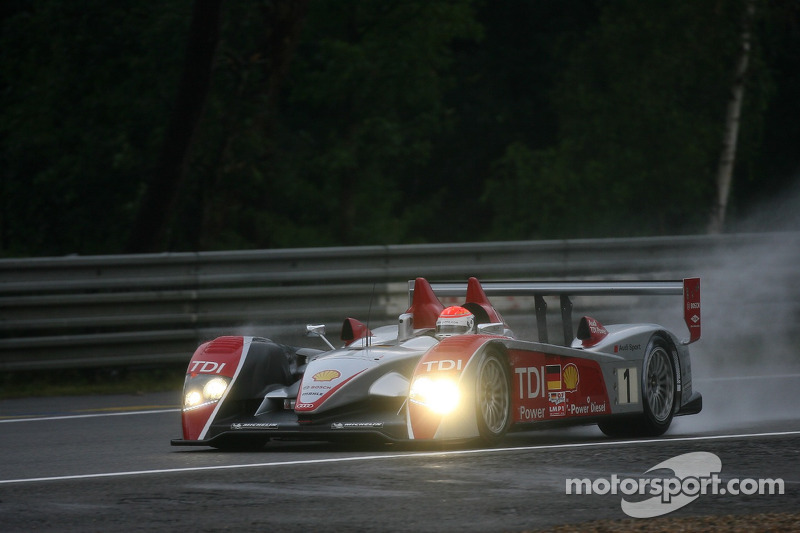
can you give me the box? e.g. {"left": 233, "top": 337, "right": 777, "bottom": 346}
{"left": 1, "top": 376, "right": 799, "bottom": 532}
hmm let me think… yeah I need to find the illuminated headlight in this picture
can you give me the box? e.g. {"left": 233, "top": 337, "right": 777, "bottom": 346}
{"left": 184, "top": 390, "right": 203, "bottom": 408}
{"left": 409, "top": 376, "right": 461, "bottom": 414}
{"left": 203, "top": 377, "right": 228, "bottom": 401}
{"left": 183, "top": 375, "right": 231, "bottom": 411}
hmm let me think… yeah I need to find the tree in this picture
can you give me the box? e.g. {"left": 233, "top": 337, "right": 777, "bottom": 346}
{"left": 181, "top": 0, "right": 482, "bottom": 249}
{"left": 0, "top": 0, "right": 796, "bottom": 257}
{"left": 173, "top": 0, "right": 310, "bottom": 251}
{"left": 708, "top": 0, "right": 757, "bottom": 234}
{"left": 126, "top": 0, "right": 223, "bottom": 253}
{"left": 482, "top": 0, "right": 769, "bottom": 240}
{"left": 0, "top": 1, "right": 189, "bottom": 256}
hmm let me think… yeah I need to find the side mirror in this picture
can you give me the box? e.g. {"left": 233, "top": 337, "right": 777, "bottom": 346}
{"left": 477, "top": 322, "right": 505, "bottom": 336}
{"left": 398, "top": 313, "right": 414, "bottom": 341}
{"left": 306, "top": 324, "right": 335, "bottom": 350}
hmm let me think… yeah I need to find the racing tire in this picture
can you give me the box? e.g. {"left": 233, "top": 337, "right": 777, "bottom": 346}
{"left": 598, "top": 335, "right": 678, "bottom": 438}
{"left": 474, "top": 348, "right": 512, "bottom": 445}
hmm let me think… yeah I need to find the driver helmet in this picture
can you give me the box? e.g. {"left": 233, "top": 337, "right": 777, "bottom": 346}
{"left": 435, "top": 306, "right": 475, "bottom": 339}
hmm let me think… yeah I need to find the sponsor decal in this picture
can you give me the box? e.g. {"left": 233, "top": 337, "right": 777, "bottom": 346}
{"left": 567, "top": 397, "right": 608, "bottom": 415}
{"left": 545, "top": 363, "right": 579, "bottom": 392}
{"left": 590, "top": 401, "right": 607, "bottom": 413}
{"left": 420, "top": 359, "right": 464, "bottom": 372}
{"left": 546, "top": 364, "right": 562, "bottom": 390}
{"left": 549, "top": 391, "right": 566, "bottom": 417}
{"left": 296, "top": 369, "right": 367, "bottom": 411}
{"left": 563, "top": 363, "right": 580, "bottom": 391}
{"left": 302, "top": 382, "right": 334, "bottom": 398}
{"left": 230, "top": 422, "right": 279, "bottom": 430}
{"left": 188, "top": 360, "right": 227, "bottom": 374}
{"left": 511, "top": 353, "right": 611, "bottom": 423}
{"left": 519, "top": 405, "right": 546, "bottom": 421}
{"left": 614, "top": 343, "right": 641, "bottom": 353}
{"left": 331, "top": 422, "right": 384, "bottom": 430}
{"left": 568, "top": 404, "right": 589, "bottom": 415}
{"left": 313, "top": 370, "right": 341, "bottom": 382}
{"left": 584, "top": 317, "right": 608, "bottom": 336}
{"left": 515, "top": 366, "right": 546, "bottom": 399}
{"left": 515, "top": 362, "right": 588, "bottom": 418}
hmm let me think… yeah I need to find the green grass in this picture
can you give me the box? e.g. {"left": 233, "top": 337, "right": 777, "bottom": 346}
{"left": 0, "top": 366, "right": 186, "bottom": 399}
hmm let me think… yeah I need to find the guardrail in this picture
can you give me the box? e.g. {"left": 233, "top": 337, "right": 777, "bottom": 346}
{"left": 1, "top": 232, "right": 798, "bottom": 370}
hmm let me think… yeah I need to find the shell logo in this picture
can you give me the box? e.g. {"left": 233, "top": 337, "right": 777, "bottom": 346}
{"left": 312, "top": 370, "right": 341, "bottom": 382}
{"left": 563, "top": 363, "right": 579, "bottom": 391}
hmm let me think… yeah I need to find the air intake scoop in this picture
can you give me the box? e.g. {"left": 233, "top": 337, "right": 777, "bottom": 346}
{"left": 576, "top": 316, "right": 608, "bottom": 347}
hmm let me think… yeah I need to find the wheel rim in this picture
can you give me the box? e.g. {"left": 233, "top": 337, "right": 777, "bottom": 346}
{"left": 645, "top": 347, "right": 674, "bottom": 423}
{"left": 478, "top": 357, "right": 509, "bottom": 434}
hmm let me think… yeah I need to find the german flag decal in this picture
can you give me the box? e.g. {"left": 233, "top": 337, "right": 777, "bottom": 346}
{"left": 546, "top": 364, "right": 561, "bottom": 390}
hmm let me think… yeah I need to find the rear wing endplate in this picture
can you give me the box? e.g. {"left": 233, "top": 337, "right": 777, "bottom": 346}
{"left": 410, "top": 278, "right": 701, "bottom": 346}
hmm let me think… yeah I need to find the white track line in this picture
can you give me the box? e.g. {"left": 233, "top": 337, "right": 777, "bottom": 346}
{"left": 1, "top": 429, "right": 799, "bottom": 485}
{"left": 697, "top": 373, "right": 800, "bottom": 382}
{"left": 0, "top": 408, "right": 180, "bottom": 423}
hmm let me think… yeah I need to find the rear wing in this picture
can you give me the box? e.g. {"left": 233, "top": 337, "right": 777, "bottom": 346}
{"left": 409, "top": 278, "right": 701, "bottom": 346}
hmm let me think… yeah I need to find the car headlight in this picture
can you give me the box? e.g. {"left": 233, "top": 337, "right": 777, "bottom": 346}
{"left": 409, "top": 376, "right": 461, "bottom": 414}
{"left": 203, "top": 377, "right": 228, "bottom": 401}
{"left": 183, "top": 375, "right": 231, "bottom": 411}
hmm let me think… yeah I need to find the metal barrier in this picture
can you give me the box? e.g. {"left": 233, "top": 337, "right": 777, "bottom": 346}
{"left": 1, "top": 232, "right": 798, "bottom": 370}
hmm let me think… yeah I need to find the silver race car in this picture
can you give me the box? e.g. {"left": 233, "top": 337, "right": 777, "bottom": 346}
{"left": 171, "top": 277, "right": 702, "bottom": 449}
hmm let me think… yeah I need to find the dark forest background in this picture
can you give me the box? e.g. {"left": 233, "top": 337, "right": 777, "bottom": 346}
{"left": 1, "top": 0, "right": 798, "bottom": 257}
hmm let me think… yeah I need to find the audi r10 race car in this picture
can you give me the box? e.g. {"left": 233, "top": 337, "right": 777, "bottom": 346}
{"left": 171, "top": 277, "right": 702, "bottom": 449}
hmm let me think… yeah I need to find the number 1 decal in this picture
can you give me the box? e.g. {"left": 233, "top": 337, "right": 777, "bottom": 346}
{"left": 618, "top": 367, "right": 638, "bottom": 404}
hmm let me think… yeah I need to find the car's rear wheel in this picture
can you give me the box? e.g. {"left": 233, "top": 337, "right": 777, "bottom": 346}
{"left": 639, "top": 336, "right": 677, "bottom": 435}
{"left": 599, "top": 335, "right": 677, "bottom": 438}
{"left": 475, "top": 349, "right": 511, "bottom": 445}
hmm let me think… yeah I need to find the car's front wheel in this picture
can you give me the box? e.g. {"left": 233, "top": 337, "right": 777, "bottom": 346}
{"left": 474, "top": 348, "right": 511, "bottom": 445}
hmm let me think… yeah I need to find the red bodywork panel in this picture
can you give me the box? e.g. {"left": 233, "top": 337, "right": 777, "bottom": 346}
{"left": 406, "top": 277, "right": 445, "bottom": 329}
{"left": 408, "top": 335, "right": 612, "bottom": 439}
{"left": 341, "top": 318, "right": 372, "bottom": 346}
{"left": 464, "top": 276, "right": 506, "bottom": 324}
{"left": 187, "top": 336, "right": 242, "bottom": 379}
{"left": 509, "top": 349, "right": 609, "bottom": 423}
{"left": 181, "top": 336, "right": 245, "bottom": 441}
{"left": 408, "top": 335, "right": 489, "bottom": 439}
{"left": 683, "top": 277, "right": 701, "bottom": 343}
